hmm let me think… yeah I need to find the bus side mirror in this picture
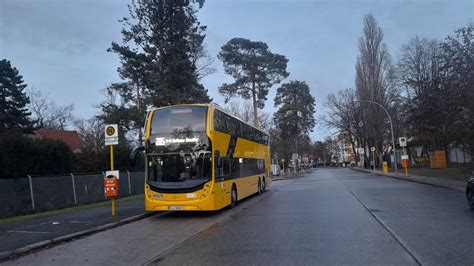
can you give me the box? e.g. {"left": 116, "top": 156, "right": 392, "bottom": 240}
{"left": 130, "top": 146, "right": 145, "bottom": 167}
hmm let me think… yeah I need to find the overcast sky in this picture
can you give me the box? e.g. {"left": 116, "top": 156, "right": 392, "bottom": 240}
{"left": 1, "top": 0, "right": 472, "bottom": 140}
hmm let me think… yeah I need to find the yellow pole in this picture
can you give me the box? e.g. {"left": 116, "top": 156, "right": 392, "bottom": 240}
{"left": 112, "top": 197, "right": 116, "bottom": 217}
{"left": 110, "top": 145, "right": 116, "bottom": 217}
{"left": 405, "top": 165, "right": 409, "bottom": 177}
{"left": 110, "top": 145, "right": 114, "bottom": 171}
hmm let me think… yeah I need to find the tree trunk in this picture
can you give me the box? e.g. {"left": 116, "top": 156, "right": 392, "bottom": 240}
{"left": 251, "top": 82, "right": 259, "bottom": 127}
{"left": 136, "top": 79, "right": 143, "bottom": 143}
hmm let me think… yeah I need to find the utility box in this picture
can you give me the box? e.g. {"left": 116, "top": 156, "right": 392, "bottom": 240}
{"left": 430, "top": 150, "right": 447, "bottom": 169}
{"left": 382, "top": 161, "right": 388, "bottom": 174}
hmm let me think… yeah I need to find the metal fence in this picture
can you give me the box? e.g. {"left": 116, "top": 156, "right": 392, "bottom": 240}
{"left": 0, "top": 171, "right": 145, "bottom": 219}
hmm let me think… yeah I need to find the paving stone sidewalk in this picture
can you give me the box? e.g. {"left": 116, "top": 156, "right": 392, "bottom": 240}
{"left": 352, "top": 167, "right": 466, "bottom": 192}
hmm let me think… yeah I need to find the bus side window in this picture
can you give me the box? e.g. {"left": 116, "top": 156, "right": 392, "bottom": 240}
{"left": 214, "top": 152, "right": 223, "bottom": 178}
{"left": 223, "top": 158, "right": 230, "bottom": 175}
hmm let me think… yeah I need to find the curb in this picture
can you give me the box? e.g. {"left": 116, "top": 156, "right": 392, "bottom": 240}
{"left": 0, "top": 212, "right": 154, "bottom": 262}
{"left": 350, "top": 167, "right": 465, "bottom": 192}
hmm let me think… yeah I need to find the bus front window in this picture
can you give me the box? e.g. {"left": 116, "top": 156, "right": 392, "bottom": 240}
{"left": 149, "top": 106, "right": 209, "bottom": 151}
{"left": 148, "top": 152, "right": 212, "bottom": 183}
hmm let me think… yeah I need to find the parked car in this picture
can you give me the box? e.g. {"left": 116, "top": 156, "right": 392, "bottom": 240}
{"left": 271, "top": 164, "right": 281, "bottom": 176}
{"left": 466, "top": 172, "right": 474, "bottom": 210}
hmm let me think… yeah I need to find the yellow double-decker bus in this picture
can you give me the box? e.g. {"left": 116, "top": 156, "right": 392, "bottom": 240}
{"left": 131, "top": 104, "right": 271, "bottom": 211}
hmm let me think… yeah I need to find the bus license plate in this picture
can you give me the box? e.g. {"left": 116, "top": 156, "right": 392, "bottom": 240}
{"left": 168, "top": 206, "right": 183, "bottom": 211}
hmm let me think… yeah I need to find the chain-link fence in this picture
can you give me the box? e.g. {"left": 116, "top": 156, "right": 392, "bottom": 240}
{"left": 0, "top": 171, "right": 145, "bottom": 219}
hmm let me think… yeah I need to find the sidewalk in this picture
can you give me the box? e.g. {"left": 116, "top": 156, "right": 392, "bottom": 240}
{"left": 352, "top": 167, "right": 466, "bottom": 192}
{"left": 0, "top": 195, "right": 149, "bottom": 261}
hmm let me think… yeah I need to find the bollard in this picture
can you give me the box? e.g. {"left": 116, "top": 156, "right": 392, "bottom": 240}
{"left": 103, "top": 172, "right": 107, "bottom": 199}
{"left": 127, "top": 171, "right": 132, "bottom": 195}
{"left": 27, "top": 175, "right": 35, "bottom": 211}
{"left": 382, "top": 162, "right": 388, "bottom": 175}
{"left": 71, "top": 173, "right": 77, "bottom": 205}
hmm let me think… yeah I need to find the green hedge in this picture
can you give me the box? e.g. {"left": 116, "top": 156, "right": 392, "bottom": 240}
{"left": 0, "top": 132, "right": 73, "bottom": 179}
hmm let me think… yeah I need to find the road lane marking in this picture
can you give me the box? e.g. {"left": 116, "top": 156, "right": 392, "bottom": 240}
{"left": 19, "top": 221, "right": 55, "bottom": 229}
{"left": 336, "top": 176, "right": 422, "bottom": 266}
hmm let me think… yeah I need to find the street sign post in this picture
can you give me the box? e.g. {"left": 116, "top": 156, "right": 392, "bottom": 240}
{"left": 104, "top": 124, "right": 119, "bottom": 217}
{"left": 401, "top": 154, "right": 409, "bottom": 176}
{"left": 371, "top": 147, "right": 376, "bottom": 172}
{"left": 399, "top": 137, "right": 409, "bottom": 176}
{"left": 292, "top": 153, "right": 298, "bottom": 176}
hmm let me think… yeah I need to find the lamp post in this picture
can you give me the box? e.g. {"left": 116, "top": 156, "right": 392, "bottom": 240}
{"left": 356, "top": 100, "right": 398, "bottom": 175}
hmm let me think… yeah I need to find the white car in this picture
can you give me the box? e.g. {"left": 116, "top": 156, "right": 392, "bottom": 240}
{"left": 271, "top": 164, "right": 281, "bottom": 176}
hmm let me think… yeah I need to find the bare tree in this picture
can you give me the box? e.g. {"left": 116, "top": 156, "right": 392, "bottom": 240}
{"left": 397, "top": 37, "right": 446, "bottom": 148}
{"left": 223, "top": 100, "right": 272, "bottom": 131}
{"left": 74, "top": 117, "right": 105, "bottom": 153}
{"left": 322, "top": 88, "right": 364, "bottom": 163}
{"left": 191, "top": 45, "right": 217, "bottom": 80}
{"left": 355, "top": 14, "right": 399, "bottom": 164}
{"left": 28, "top": 87, "right": 75, "bottom": 130}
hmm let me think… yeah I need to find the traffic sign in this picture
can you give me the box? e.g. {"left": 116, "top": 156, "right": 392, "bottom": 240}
{"left": 371, "top": 147, "right": 376, "bottom": 152}
{"left": 105, "top": 124, "right": 119, "bottom": 146}
{"left": 399, "top": 137, "right": 407, "bottom": 147}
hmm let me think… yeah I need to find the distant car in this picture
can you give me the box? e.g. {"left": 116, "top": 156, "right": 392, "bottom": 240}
{"left": 271, "top": 164, "right": 281, "bottom": 176}
{"left": 466, "top": 174, "right": 474, "bottom": 210}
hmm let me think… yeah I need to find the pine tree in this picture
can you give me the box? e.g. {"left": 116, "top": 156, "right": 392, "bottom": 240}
{"left": 273, "top": 80, "right": 316, "bottom": 154}
{"left": 218, "top": 38, "right": 289, "bottom": 127}
{"left": 108, "top": 0, "right": 211, "bottom": 109}
{"left": 273, "top": 80, "right": 316, "bottom": 138}
{"left": 0, "top": 59, "right": 33, "bottom": 133}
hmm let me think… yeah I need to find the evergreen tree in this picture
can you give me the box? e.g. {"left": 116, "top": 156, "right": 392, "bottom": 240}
{"left": 218, "top": 38, "right": 289, "bottom": 127}
{"left": 273, "top": 80, "right": 316, "bottom": 153}
{"left": 108, "top": 0, "right": 211, "bottom": 110}
{"left": 0, "top": 59, "right": 33, "bottom": 133}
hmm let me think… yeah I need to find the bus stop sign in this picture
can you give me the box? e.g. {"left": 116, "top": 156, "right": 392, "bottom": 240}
{"left": 105, "top": 124, "right": 119, "bottom": 146}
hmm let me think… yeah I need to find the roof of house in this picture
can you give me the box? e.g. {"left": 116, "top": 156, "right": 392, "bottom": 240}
{"left": 36, "top": 129, "right": 82, "bottom": 151}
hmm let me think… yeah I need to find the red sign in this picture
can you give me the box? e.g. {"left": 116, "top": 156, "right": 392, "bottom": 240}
{"left": 402, "top": 159, "right": 409, "bottom": 168}
{"left": 104, "top": 176, "right": 119, "bottom": 197}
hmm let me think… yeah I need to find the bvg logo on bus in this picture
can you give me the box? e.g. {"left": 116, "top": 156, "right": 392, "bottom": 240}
{"left": 104, "top": 170, "right": 119, "bottom": 197}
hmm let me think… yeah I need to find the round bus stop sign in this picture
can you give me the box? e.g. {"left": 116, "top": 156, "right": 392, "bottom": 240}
{"left": 106, "top": 126, "right": 116, "bottom": 137}
{"left": 104, "top": 124, "right": 119, "bottom": 146}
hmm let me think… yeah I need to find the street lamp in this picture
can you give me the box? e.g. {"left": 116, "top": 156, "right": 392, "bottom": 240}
{"left": 355, "top": 100, "right": 398, "bottom": 175}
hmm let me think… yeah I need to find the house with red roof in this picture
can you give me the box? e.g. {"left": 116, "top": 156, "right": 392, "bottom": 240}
{"left": 35, "top": 129, "right": 82, "bottom": 153}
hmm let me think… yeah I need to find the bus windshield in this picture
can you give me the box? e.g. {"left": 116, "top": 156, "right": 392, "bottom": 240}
{"left": 147, "top": 152, "right": 212, "bottom": 184}
{"left": 149, "top": 106, "right": 208, "bottom": 151}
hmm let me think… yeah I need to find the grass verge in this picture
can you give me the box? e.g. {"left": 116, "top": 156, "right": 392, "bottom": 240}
{"left": 0, "top": 194, "right": 144, "bottom": 225}
{"left": 382, "top": 165, "right": 471, "bottom": 181}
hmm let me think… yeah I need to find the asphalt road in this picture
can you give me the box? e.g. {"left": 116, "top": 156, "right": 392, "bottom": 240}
{"left": 5, "top": 169, "right": 474, "bottom": 265}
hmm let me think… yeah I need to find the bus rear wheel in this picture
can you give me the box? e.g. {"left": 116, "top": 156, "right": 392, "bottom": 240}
{"left": 257, "top": 178, "right": 262, "bottom": 195}
{"left": 230, "top": 186, "right": 237, "bottom": 208}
